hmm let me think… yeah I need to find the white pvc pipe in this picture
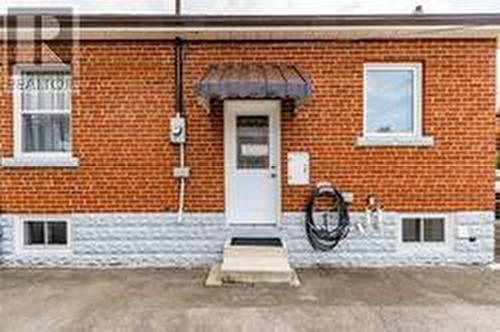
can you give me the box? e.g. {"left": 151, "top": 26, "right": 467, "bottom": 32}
{"left": 177, "top": 178, "right": 185, "bottom": 223}
{"left": 177, "top": 142, "right": 185, "bottom": 223}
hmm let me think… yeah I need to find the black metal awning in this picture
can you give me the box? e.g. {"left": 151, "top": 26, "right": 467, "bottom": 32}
{"left": 195, "top": 63, "right": 312, "bottom": 112}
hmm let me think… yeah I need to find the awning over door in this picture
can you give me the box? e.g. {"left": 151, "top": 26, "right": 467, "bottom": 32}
{"left": 195, "top": 63, "right": 312, "bottom": 112}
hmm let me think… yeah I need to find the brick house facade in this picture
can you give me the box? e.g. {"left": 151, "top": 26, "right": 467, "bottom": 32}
{"left": 0, "top": 15, "right": 497, "bottom": 266}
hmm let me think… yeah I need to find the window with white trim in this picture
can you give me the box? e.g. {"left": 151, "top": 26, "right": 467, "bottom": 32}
{"left": 14, "top": 65, "right": 72, "bottom": 157}
{"left": 21, "top": 220, "right": 70, "bottom": 249}
{"left": 402, "top": 217, "right": 445, "bottom": 243}
{"left": 364, "top": 63, "right": 422, "bottom": 137}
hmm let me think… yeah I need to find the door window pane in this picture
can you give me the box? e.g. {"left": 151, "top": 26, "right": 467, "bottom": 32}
{"left": 366, "top": 68, "right": 415, "bottom": 134}
{"left": 237, "top": 116, "right": 269, "bottom": 169}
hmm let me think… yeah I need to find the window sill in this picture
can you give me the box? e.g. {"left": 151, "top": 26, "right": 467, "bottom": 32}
{"left": 0, "top": 156, "right": 79, "bottom": 168}
{"left": 16, "top": 247, "right": 72, "bottom": 255}
{"left": 356, "top": 136, "right": 434, "bottom": 147}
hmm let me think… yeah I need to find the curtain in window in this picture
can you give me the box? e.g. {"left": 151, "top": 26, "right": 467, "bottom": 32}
{"left": 22, "top": 114, "right": 70, "bottom": 152}
{"left": 20, "top": 71, "right": 71, "bottom": 153}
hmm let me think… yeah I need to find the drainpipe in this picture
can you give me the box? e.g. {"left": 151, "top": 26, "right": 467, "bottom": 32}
{"left": 175, "top": 0, "right": 181, "bottom": 15}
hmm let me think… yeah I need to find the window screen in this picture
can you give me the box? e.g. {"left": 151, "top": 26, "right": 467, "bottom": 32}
{"left": 47, "top": 222, "right": 68, "bottom": 245}
{"left": 236, "top": 116, "right": 269, "bottom": 169}
{"left": 423, "top": 218, "right": 445, "bottom": 242}
{"left": 23, "top": 221, "right": 68, "bottom": 246}
{"left": 402, "top": 218, "right": 421, "bottom": 242}
{"left": 24, "top": 221, "right": 45, "bottom": 245}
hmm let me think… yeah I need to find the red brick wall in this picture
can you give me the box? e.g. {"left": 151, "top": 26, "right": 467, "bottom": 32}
{"left": 496, "top": 115, "right": 500, "bottom": 151}
{"left": 0, "top": 39, "right": 496, "bottom": 213}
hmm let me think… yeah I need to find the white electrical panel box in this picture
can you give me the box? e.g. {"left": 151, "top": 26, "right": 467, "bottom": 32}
{"left": 287, "top": 152, "right": 310, "bottom": 185}
{"left": 170, "top": 116, "right": 186, "bottom": 144}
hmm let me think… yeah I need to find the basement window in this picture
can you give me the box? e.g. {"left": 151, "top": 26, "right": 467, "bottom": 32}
{"left": 402, "top": 217, "right": 445, "bottom": 243}
{"left": 19, "top": 219, "right": 71, "bottom": 252}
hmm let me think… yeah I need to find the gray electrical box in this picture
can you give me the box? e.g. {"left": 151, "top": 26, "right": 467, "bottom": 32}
{"left": 170, "top": 116, "right": 186, "bottom": 144}
{"left": 173, "top": 166, "right": 190, "bottom": 179}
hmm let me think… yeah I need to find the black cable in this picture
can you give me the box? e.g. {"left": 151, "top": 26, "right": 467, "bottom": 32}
{"left": 305, "top": 183, "right": 350, "bottom": 251}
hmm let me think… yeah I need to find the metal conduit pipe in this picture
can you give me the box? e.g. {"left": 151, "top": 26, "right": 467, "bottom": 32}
{"left": 174, "top": 36, "right": 186, "bottom": 223}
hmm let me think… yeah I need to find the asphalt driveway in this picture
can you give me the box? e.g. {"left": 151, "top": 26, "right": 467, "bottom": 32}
{"left": 0, "top": 267, "right": 500, "bottom": 331}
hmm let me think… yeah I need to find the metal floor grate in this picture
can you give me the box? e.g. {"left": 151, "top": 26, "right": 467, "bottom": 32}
{"left": 230, "top": 237, "right": 283, "bottom": 247}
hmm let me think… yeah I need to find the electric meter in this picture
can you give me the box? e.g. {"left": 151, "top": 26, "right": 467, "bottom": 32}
{"left": 170, "top": 116, "right": 186, "bottom": 144}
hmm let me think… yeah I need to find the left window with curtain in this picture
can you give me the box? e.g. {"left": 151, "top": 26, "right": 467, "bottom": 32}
{"left": 2, "top": 64, "right": 78, "bottom": 167}
{"left": 18, "top": 67, "right": 71, "bottom": 154}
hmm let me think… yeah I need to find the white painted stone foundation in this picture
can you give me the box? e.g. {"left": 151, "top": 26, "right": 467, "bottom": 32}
{"left": 0, "top": 212, "right": 494, "bottom": 267}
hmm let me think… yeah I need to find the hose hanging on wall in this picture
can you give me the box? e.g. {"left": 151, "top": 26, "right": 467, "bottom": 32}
{"left": 305, "top": 182, "right": 350, "bottom": 251}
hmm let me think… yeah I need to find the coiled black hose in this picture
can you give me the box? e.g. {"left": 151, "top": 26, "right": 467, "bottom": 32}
{"left": 305, "top": 183, "right": 350, "bottom": 251}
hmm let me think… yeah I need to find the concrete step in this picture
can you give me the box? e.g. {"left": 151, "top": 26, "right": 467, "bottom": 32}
{"left": 221, "top": 268, "right": 298, "bottom": 285}
{"left": 205, "top": 263, "right": 300, "bottom": 287}
{"left": 223, "top": 245, "right": 288, "bottom": 258}
{"left": 206, "top": 237, "right": 300, "bottom": 287}
{"left": 222, "top": 256, "right": 292, "bottom": 273}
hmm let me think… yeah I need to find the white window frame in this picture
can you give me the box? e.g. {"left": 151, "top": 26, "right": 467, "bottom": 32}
{"left": 397, "top": 214, "right": 453, "bottom": 252}
{"left": 363, "top": 63, "right": 423, "bottom": 138}
{"left": 10, "top": 63, "right": 76, "bottom": 165}
{"left": 14, "top": 215, "right": 72, "bottom": 255}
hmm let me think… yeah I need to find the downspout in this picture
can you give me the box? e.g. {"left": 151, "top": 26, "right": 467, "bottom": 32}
{"left": 175, "top": 0, "right": 181, "bottom": 15}
{"left": 175, "top": 36, "right": 186, "bottom": 223}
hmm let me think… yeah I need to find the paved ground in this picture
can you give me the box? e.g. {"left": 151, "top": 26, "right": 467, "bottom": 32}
{"left": 1, "top": 267, "right": 500, "bottom": 331}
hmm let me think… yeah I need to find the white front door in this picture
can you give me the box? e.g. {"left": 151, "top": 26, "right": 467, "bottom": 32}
{"left": 224, "top": 100, "right": 281, "bottom": 224}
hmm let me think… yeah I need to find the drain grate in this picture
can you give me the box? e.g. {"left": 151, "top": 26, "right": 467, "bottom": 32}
{"left": 230, "top": 237, "right": 283, "bottom": 247}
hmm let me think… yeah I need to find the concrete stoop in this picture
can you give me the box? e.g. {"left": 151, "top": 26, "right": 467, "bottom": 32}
{"left": 205, "top": 238, "right": 300, "bottom": 287}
